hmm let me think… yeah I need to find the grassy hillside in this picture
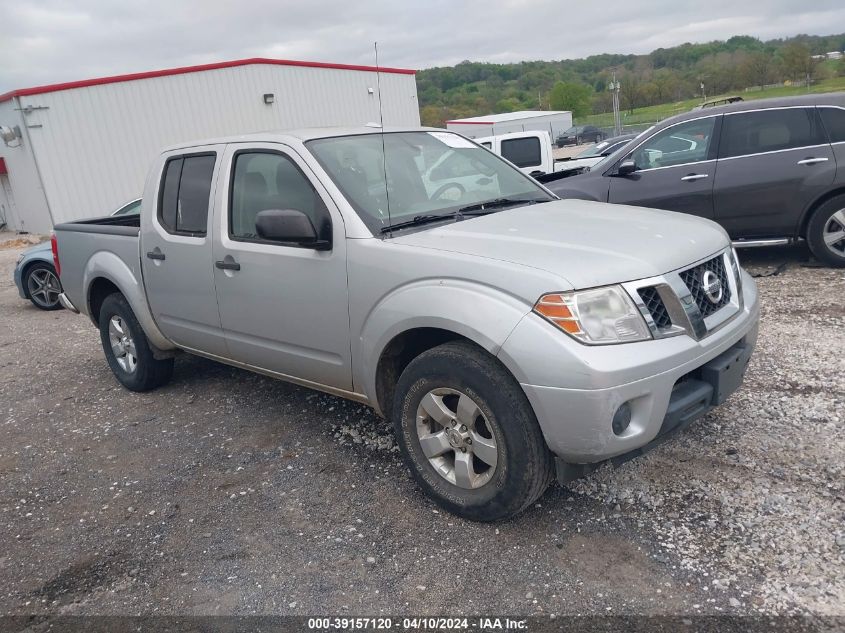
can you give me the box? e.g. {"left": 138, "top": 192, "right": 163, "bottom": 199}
{"left": 579, "top": 76, "right": 845, "bottom": 129}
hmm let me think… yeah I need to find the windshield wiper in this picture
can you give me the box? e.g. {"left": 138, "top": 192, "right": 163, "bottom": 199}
{"left": 379, "top": 198, "right": 550, "bottom": 234}
{"left": 379, "top": 209, "right": 493, "bottom": 234}
{"left": 456, "top": 197, "right": 549, "bottom": 214}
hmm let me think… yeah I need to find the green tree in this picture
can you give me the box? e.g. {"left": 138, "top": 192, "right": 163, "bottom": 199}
{"left": 548, "top": 81, "right": 593, "bottom": 117}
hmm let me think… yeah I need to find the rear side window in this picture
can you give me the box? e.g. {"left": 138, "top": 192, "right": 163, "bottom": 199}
{"left": 158, "top": 154, "right": 216, "bottom": 235}
{"left": 819, "top": 107, "right": 845, "bottom": 143}
{"left": 719, "top": 108, "right": 825, "bottom": 159}
{"left": 500, "top": 137, "right": 541, "bottom": 168}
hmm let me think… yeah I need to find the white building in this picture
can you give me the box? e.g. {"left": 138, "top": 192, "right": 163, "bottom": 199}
{"left": 446, "top": 110, "right": 572, "bottom": 140}
{"left": 0, "top": 57, "right": 419, "bottom": 233}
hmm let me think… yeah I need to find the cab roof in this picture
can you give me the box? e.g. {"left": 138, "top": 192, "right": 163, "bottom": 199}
{"left": 162, "top": 126, "right": 446, "bottom": 153}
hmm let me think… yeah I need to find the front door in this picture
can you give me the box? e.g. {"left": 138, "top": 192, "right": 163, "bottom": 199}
{"left": 608, "top": 115, "right": 720, "bottom": 220}
{"left": 140, "top": 147, "right": 228, "bottom": 356}
{"left": 212, "top": 144, "right": 352, "bottom": 390}
{"left": 713, "top": 107, "right": 835, "bottom": 238}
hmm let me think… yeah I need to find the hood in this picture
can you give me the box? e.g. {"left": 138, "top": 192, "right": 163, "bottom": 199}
{"left": 23, "top": 241, "right": 52, "bottom": 256}
{"left": 391, "top": 200, "right": 729, "bottom": 289}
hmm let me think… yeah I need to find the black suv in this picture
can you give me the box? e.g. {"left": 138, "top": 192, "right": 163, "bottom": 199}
{"left": 555, "top": 125, "right": 604, "bottom": 147}
{"left": 548, "top": 93, "right": 845, "bottom": 266}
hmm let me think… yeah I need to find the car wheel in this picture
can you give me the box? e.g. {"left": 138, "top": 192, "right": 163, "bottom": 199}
{"left": 807, "top": 195, "right": 845, "bottom": 267}
{"left": 596, "top": 133, "right": 604, "bottom": 142}
{"left": 98, "top": 293, "right": 174, "bottom": 391}
{"left": 392, "top": 340, "right": 554, "bottom": 521}
{"left": 575, "top": 135, "right": 583, "bottom": 145}
{"left": 24, "top": 262, "right": 63, "bottom": 310}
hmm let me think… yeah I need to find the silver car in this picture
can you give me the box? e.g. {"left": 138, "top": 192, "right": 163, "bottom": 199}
{"left": 13, "top": 198, "right": 140, "bottom": 309}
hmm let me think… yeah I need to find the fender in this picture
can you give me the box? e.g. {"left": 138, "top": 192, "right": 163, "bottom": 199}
{"left": 83, "top": 250, "right": 175, "bottom": 352}
{"left": 356, "top": 278, "right": 533, "bottom": 413}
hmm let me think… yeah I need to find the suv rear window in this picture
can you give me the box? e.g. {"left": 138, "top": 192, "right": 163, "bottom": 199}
{"left": 500, "top": 137, "right": 542, "bottom": 168}
{"left": 719, "top": 108, "right": 825, "bottom": 159}
{"left": 819, "top": 107, "right": 845, "bottom": 144}
{"left": 158, "top": 154, "right": 216, "bottom": 235}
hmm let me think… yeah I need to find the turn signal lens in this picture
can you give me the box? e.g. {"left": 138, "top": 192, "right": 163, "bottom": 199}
{"left": 534, "top": 286, "right": 651, "bottom": 345}
{"left": 534, "top": 294, "right": 583, "bottom": 335}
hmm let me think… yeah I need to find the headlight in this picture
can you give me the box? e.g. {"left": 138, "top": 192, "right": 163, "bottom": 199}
{"left": 730, "top": 248, "right": 743, "bottom": 293}
{"left": 534, "top": 286, "right": 652, "bottom": 345}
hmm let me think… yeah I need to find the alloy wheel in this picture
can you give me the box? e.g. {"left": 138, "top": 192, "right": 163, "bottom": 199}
{"left": 415, "top": 388, "right": 498, "bottom": 489}
{"left": 108, "top": 315, "right": 138, "bottom": 373}
{"left": 823, "top": 209, "right": 845, "bottom": 257}
{"left": 27, "top": 268, "right": 61, "bottom": 309}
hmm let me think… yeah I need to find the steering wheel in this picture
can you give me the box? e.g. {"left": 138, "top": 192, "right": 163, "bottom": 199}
{"left": 431, "top": 182, "right": 465, "bottom": 202}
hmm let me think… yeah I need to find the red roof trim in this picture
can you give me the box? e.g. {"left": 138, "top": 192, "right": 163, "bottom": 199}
{"left": 445, "top": 121, "right": 495, "bottom": 125}
{"left": 0, "top": 57, "right": 417, "bottom": 103}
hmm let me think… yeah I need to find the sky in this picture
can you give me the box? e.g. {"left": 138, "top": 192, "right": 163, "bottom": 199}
{"left": 2, "top": 0, "right": 844, "bottom": 93}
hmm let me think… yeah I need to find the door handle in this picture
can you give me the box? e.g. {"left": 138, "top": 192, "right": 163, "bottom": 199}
{"left": 680, "top": 174, "right": 709, "bottom": 182}
{"left": 797, "top": 157, "right": 829, "bottom": 165}
{"left": 215, "top": 260, "right": 241, "bottom": 271}
{"left": 146, "top": 250, "right": 165, "bottom": 260}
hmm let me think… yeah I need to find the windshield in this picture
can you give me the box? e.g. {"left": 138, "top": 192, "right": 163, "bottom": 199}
{"left": 574, "top": 141, "right": 611, "bottom": 159}
{"left": 306, "top": 131, "right": 553, "bottom": 234}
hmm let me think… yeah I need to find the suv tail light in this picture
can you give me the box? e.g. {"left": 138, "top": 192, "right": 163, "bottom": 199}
{"left": 50, "top": 233, "right": 61, "bottom": 278}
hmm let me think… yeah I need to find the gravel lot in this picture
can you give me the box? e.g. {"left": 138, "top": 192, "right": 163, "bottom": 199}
{"left": 0, "top": 234, "right": 842, "bottom": 617}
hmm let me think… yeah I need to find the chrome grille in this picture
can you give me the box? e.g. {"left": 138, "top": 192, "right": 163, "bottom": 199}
{"left": 638, "top": 286, "right": 672, "bottom": 330}
{"left": 679, "top": 255, "right": 731, "bottom": 318}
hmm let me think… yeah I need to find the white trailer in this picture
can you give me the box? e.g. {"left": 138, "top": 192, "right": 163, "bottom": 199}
{"left": 0, "top": 58, "right": 419, "bottom": 233}
{"left": 446, "top": 110, "right": 572, "bottom": 140}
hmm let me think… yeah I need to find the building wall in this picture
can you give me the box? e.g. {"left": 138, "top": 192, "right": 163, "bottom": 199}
{"left": 1, "top": 62, "right": 419, "bottom": 232}
{"left": 0, "top": 99, "right": 53, "bottom": 233}
{"left": 448, "top": 112, "right": 573, "bottom": 139}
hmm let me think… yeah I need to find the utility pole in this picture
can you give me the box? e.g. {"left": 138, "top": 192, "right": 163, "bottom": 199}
{"left": 609, "top": 71, "right": 622, "bottom": 136}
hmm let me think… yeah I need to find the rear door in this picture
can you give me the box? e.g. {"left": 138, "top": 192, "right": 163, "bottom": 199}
{"left": 713, "top": 107, "right": 835, "bottom": 238}
{"left": 211, "top": 144, "right": 353, "bottom": 390}
{"left": 140, "top": 147, "right": 228, "bottom": 356}
{"left": 607, "top": 115, "right": 719, "bottom": 219}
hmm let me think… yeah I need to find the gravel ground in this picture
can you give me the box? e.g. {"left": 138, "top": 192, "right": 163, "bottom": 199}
{"left": 0, "top": 234, "right": 842, "bottom": 617}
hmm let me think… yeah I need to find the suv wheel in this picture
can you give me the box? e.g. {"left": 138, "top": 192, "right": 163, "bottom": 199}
{"left": 98, "top": 293, "right": 174, "bottom": 391}
{"left": 807, "top": 195, "right": 845, "bottom": 267}
{"left": 392, "top": 341, "right": 554, "bottom": 521}
{"left": 575, "top": 135, "right": 583, "bottom": 145}
{"left": 24, "top": 263, "right": 63, "bottom": 310}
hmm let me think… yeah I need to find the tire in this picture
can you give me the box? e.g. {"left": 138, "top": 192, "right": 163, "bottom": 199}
{"left": 24, "top": 262, "right": 63, "bottom": 310}
{"left": 575, "top": 135, "right": 583, "bottom": 145}
{"left": 98, "top": 293, "right": 174, "bottom": 392}
{"left": 392, "top": 341, "right": 554, "bottom": 521}
{"left": 806, "top": 195, "right": 845, "bottom": 267}
{"left": 595, "top": 134, "right": 604, "bottom": 143}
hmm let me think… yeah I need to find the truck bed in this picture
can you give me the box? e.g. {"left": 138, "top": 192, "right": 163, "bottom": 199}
{"left": 54, "top": 214, "right": 140, "bottom": 237}
{"left": 54, "top": 215, "right": 142, "bottom": 322}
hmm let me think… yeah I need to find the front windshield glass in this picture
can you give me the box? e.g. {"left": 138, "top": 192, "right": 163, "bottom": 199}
{"left": 306, "top": 131, "right": 553, "bottom": 234}
{"left": 574, "top": 141, "right": 611, "bottom": 159}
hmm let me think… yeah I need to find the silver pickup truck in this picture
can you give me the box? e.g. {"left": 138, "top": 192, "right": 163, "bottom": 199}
{"left": 53, "top": 127, "right": 759, "bottom": 521}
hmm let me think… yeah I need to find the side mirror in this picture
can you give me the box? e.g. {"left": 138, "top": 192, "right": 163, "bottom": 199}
{"left": 617, "top": 160, "right": 639, "bottom": 176}
{"left": 255, "top": 209, "right": 329, "bottom": 250}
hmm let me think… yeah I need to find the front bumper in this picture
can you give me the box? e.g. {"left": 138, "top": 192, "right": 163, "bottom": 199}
{"left": 13, "top": 262, "right": 27, "bottom": 299}
{"left": 499, "top": 268, "right": 759, "bottom": 465}
{"left": 553, "top": 337, "right": 754, "bottom": 482}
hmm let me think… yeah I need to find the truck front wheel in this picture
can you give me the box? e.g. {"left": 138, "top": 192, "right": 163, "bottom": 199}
{"left": 98, "top": 293, "right": 174, "bottom": 392}
{"left": 392, "top": 341, "right": 553, "bottom": 521}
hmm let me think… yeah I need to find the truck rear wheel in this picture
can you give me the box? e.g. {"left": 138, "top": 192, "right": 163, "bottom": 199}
{"left": 392, "top": 341, "right": 553, "bottom": 521}
{"left": 807, "top": 195, "right": 845, "bottom": 267}
{"left": 98, "top": 293, "right": 173, "bottom": 392}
